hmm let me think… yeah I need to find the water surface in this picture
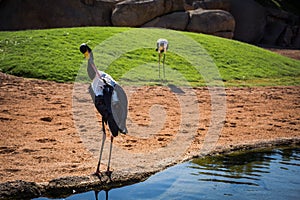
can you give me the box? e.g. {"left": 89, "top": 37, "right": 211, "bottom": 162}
{"left": 35, "top": 146, "right": 300, "bottom": 200}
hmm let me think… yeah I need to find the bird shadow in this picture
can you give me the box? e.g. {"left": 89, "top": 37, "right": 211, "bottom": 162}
{"left": 168, "top": 84, "right": 185, "bottom": 94}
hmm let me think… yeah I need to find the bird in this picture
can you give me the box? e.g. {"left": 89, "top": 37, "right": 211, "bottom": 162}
{"left": 79, "top": 43, "right": 128, "bottom": 175}
{"left": 155, "top": 38, "right": 168, "bottom": 79}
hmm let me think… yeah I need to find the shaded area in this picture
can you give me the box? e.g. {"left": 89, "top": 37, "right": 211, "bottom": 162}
{"left": 168, "top": 84, "right": 185, "bottom": 94}
{"left": 0, "top": 171, "right": 156, "bottom": 199}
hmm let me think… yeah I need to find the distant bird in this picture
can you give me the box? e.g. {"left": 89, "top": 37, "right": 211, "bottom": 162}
{"left": 156, "top": 38, "right": 168, "bottom": 79}
{"left": 79, "top": 43, "right": 128, "bottom": 175}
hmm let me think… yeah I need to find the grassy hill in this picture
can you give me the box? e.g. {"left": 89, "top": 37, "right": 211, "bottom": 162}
{"left": 0, "top": 27, "right": 299, "bottom": 86}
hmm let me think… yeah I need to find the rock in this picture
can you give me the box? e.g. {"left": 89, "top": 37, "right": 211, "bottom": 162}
{"left": 260, "top": 21, "right": 287, "bottom": 45}
{"left": 277, "top": 26, "right": 294, "bottom": 47}
{"left": 292, "top": 27, "right": 300, "bottom": 48}
{"left": 0, "top": 180, "right": 42, "bottom": 199}
{"left": 229, "top": 0, "right": 266, "bottom": 43}
{"left": 0, "top": 0, "right": 117, "bottom": 30}
{"left": 184, "top": 1, "right": 194, "bottom": 11}
{"left": 191, "top": 0, "right": 231, "bottom": 11}
{"left": 111, "top": 0, "right": 184, "bottom": 27}
{"left": 213, "top": 31, "right": 234, "bottom": 39}
{"left": 40, "top": 116, "right": 53, "bottom": 122}
{"left": 142, "top": 11, "right": 189, "bottom": 31}
{"left": 266, "top": 8, "right": 299, "bottom": 25}
{"left": 186, "top": 9, "right": 235, "bottom": 38}
{"left": 261, "top": 7, "right": 300, "bottom": 47}
{"left": 80, "top": 0, "right": 95, "bottom": 6}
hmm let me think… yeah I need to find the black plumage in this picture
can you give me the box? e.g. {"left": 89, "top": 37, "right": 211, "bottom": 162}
{"left": 80, "top": 43, "right": 127, "bottom": 174}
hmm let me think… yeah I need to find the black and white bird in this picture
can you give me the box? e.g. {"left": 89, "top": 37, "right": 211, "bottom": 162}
{"left": 156, "top": 38, "right": 168, "bottom": 79}
{"left": 79, "top": 43, "right": 128, "bottom": 175}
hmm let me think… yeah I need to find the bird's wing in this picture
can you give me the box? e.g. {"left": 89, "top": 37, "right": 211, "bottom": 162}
{"left": 111, "top": 84, "right": 128, "bottom": 133}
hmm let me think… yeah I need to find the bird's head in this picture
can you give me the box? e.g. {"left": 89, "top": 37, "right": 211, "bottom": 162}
{"left": 79, "top": 43, "right": 92, "bottom": 59}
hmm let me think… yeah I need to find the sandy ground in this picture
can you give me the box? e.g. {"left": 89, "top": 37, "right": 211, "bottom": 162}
{"left": 0, "top": 47, "right": 299, "bottom": 185}
{"left": 0, "top": 70, "right": 299, "bottom": 185}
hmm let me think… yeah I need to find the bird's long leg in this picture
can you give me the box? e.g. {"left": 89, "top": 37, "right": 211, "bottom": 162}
{"left": 105, "top": 190, "right": 109, "bottom": 200}
{"left": 163, "top": 53, "right": 166, "bottom": 79}
{"left": 107, "top": 136, "right": 114, "bottom": 172}
{"left": 158, "top": 53, "right": 161, "bottom": 79}
{"left": 94, "top": 191, "right": 99, "bottom": 200}
{"left": 96, "top": 119, "right": 106, "bottom": 174}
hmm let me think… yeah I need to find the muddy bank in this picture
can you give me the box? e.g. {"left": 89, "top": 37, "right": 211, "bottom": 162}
{"left": 0, "top": 72, "right": 299, "bottom": 199}
{"left": 0, "top": 170, "right": 156, "bottom": 199}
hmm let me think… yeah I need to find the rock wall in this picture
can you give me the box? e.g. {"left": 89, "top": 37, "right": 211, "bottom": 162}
{"left": 261, "top": 7, "right": 300, "bottom": 48}
{"left": 229, "top": 0, "right": 300, "bottom": 48}
{"left": 110, "top": 0, "right": 235, "bottom": 39}
{"left": 186, "top": 9, "right": 235, "bottom": 38}
{"left": 111, "top": 0, "right": 184, "bottom": 26}
{"left": 0, "top": 0, "right": 299, "bottom": 48}
{"left": 230, "top": 0, "right": 266, "bottom": 44}
{"left": 0, "top": 0, "right": 118, "bottom": 30}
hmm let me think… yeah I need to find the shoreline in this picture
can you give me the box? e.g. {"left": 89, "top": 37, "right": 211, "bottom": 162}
{"left": 1, "top": 137, "right": 299, "bottom": 199}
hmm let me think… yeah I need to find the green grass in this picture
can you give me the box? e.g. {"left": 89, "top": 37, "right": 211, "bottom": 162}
{"left": 0, "top": 27, "right": 127, "bottom": 82}
{"left": 0, "top": 27, "right": 299, "bottom": 86}
{"left": 186, "top": 32, "right": 300, "bottom": 86}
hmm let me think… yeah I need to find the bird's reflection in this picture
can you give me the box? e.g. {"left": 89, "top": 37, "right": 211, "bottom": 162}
{"left": 94, "top": 190, "right": 109, "bottom": 200}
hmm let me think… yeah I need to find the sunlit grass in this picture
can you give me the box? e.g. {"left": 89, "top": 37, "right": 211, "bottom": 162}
{"left": 0, "top": 27, "right": 299, "bottom": 86}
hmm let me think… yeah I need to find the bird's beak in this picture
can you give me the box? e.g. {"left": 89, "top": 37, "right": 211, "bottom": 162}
{"left": 84, "top": 51, "right": 90, "bottom": 59}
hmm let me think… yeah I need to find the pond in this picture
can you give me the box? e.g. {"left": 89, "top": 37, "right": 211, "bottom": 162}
{"left": 35, "top": 146, "right": 300, "bottom": 200}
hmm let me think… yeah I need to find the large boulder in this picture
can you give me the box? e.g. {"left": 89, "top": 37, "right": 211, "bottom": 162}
{"left": 0, "top": 0, "right": 117, "bottom": 30}
{"left": 190, "top": 0, "right": 231, "bottom": 11}
{"left": 261, "top": 8, "right": 300, "bottom": 47}
{"left": 111, "top": 0, "right": 184, "bottom": 27}
{"left": 229, "top": 0, "right": 266, "bottom": 44}
{"left": 142, "top": 11, "right": 189, "bottom": 31}
{"left": 186, "top": 9, "right": 235, "bottom": 38}
{"left": 292, "top": 28, "right": 300, "bottom": 48}
{"left": 260, "top": 21, "right": 287, "bottom": 45}
{"left": 277, "top": 26, "right": 294, "bottom": 47}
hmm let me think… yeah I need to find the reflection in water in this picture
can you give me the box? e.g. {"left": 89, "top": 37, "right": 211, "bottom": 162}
{"left": 94, "top": 190, "right": 108, "bottom": 200}
{"left": 190, "top": 149, "right": 277, "bottom": 186}
{"left": 34, "top": 146, "right": 300, "bottom": 200}
{"left": 185, "top": 147, "right": 300, "bottom": 199}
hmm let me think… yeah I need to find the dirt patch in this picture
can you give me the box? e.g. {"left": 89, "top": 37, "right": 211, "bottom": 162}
{"left": 265, "top": 48, "right": 300, "bottom": 60}
{"left": 0, "top": 72, "right": 300, "bottom": 198}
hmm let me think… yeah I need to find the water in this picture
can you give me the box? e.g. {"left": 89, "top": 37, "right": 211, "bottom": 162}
{"left": 35, "top": 146, "right": 300, "bottom": 200}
